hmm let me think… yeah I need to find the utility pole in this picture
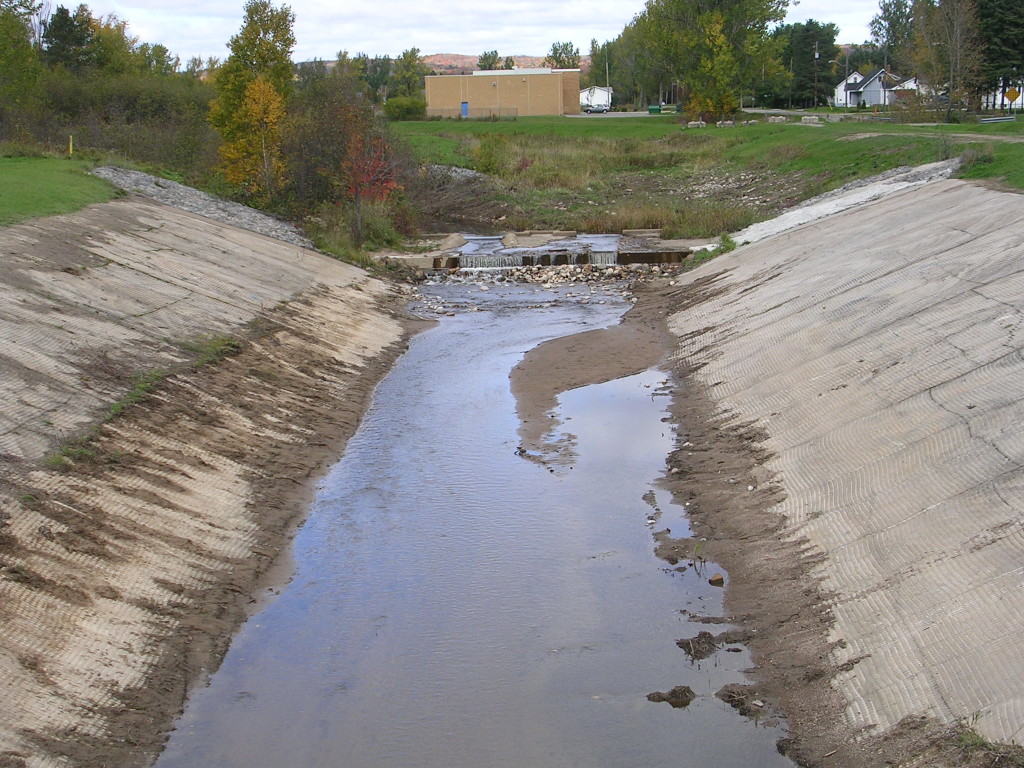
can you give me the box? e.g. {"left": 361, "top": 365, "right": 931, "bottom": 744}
{"left": 813, "top": 40, "right": 819, "bottom": 108}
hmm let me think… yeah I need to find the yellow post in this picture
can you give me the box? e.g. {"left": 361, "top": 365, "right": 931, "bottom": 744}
{"left": 68, "top": 135, "right": 73, "bottom": 158}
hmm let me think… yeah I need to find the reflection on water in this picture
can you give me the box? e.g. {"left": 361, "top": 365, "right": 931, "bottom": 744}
{"left": 153, "top": 284, "right": 794, "bottom": 768}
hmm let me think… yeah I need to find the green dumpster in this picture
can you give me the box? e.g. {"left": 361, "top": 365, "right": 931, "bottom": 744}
{"left": 648, "top": 105, "right": 661, "bottom": 114}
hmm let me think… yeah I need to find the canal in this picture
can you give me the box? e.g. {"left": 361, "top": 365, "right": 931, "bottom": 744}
{"left": 153, "top": 280, "right": 794, "bottom": 768}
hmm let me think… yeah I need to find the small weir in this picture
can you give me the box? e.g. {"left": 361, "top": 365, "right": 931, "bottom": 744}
{"left": 153, "top": 283, "right": 794, "bottom": 768}
{"left": 433, "top": 233, "right": 690, "bottom": 269}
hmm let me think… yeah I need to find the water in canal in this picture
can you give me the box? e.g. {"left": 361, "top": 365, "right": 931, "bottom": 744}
{"left": 154, "top": 282, "right": 794, "bottom": 768}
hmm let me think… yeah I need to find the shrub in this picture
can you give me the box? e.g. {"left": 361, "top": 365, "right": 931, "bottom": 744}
{"left": 383, "top": 97, "right": 426, "bottom": 121}
{"left": 473, "top": 133, "right": 513, "bottom": 175}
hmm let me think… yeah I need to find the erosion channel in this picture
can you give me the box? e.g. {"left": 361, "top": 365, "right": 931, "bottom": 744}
{"left": 153, "top": 278, "right": 794, "bottom": 768}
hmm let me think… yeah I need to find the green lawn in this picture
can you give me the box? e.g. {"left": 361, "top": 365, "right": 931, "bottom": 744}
{"left": 0, "top": 156, "right": 117, "bottom": 226}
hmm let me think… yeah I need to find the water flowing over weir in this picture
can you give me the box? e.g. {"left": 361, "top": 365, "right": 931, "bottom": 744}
{"left": 153, "top": 283, "right": 795, "bottom": 768}
{"left": 441, "top": 234, "right": 641, "bottom": 269}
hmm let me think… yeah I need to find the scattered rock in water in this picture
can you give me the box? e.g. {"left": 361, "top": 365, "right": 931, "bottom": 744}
{"left": 677, "top": 631, "right": 720, "bottom": 660}
{"left": 677, "top": 627, "right": 754, "bottom": 660}
{"left": 708, "top": 572, "right": 726, "bottom": 587}
{"left": 716, "top": 684, "right": 781, "bottom": 725}
{"left": 647, "top": 685, "right": 696, "bottom": 708}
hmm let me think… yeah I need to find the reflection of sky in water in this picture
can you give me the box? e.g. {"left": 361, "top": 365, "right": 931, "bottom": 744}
{"left": 154, "top": 285, "right": 794, "bottom": 768}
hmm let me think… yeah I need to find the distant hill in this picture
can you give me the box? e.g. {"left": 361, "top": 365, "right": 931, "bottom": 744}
{"left": 424, "top": 53, "right": 591, "bottom": 75}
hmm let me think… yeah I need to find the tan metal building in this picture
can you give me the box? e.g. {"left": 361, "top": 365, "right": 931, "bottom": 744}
{"left": 425, "top": 68, "right": 581, "bottom": 118}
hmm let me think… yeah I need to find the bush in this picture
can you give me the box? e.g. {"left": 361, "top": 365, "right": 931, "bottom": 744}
{"left": 473, "top": 133, "right": 513, "bottom": 175}
{"left": 383, "top": 97, "right": 426, "bottom": 121}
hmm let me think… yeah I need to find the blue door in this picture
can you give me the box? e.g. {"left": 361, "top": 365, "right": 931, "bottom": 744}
{"left": 461, "top": 101, "right": 469, "bottom": 118}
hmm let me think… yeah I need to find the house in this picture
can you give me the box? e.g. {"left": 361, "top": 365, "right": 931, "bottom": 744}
{"left": 843, "top": 68, "right": 904, "bottom": 108}
{"left": 424, "top": 68, "right": 581, "bottom": 118}
{"left": 831, "top": 71, "right": 864, "bottom": 108}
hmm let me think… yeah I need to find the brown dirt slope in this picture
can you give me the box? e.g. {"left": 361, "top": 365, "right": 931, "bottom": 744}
{"left": 0, "top": 199, "right": 412, "bottom": 768}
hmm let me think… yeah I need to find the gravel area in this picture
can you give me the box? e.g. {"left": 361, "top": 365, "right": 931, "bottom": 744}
{"left": 91, "top": 166, "right": 313, "bottom": 249}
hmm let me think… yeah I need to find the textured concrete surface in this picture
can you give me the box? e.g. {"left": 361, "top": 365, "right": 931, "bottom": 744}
{"left": 668, "top": 179, "right": 1024, "bottom": 744}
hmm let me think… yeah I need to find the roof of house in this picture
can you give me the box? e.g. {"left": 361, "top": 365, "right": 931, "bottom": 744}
{"left": 847, "top": 68, "right": 904, "bottom": 92}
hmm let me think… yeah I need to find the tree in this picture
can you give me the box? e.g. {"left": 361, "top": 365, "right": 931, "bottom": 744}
{"left": 0, "top": 4, "right": 42, "bottom": 113}
{"left": 770, "top": 20, "right": 839, "bottom": 107}
{"left": 912, "top": 0, "right": 983, "bottom": 119}
{"left": 545, "top": 41, "right": 580, "bottom": 68}
{"left": 686, "top": 11, "right": 740, "bottom": 117}
{"left": 209, "top": 0, "right": 295, "bottom": 136}
{"left": 976, "top": 0, "right": 1024, "bottom": 103}
{"left": 219, "top": 76, "right": 285, "bottom": 201}
{"left": 478, "top": 49, "right": 500, "bottom": 70}
{"left": 88, "top": 12, "right": 139, "bottom": 73}
{"left": 388, "top": 47, "right": 427, "bottom": 98}
{"left": 363, "top": 54, "right": 390, "bottom": 101}
{"left": 870, "top": 0, "right": 916, "bottom": 71}
{"left": 41, "top": 4, "right": 93, "bottom": 70}
{"left": 641, "top": 0, "right": 787, "bottom": 115}
{"left": 209, "top": 0, "right": 294, "bottom": 197}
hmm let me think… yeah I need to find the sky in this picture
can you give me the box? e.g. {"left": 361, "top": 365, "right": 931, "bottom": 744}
{"left": 84, "top": 0, "right": 880, "bottom": 64}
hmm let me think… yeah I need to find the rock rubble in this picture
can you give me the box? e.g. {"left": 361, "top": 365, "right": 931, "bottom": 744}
{"left": 91, "top": 166, "right": 313, "bottom": 248}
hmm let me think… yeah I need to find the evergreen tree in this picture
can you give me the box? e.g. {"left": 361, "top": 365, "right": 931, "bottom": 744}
{"left": 477, "top": 50, "right": 500, "bottom": 70}
{"left": 976, "top": 0, "right": 1024, "bottom": 98}
{"left": 545, "top": 41, "right": 580, "bottom": 69}
{"left": 41, "top": 4, "right": 93, "bottom": 70}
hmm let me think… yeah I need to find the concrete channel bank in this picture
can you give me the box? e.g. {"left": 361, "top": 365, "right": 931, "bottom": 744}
{"left": 660, "top": 178, "right": 1024, "bottom": 764}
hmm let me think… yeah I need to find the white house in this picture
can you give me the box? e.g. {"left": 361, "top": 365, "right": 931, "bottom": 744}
{"left": 831, "top": 71, "right": 863, "bottom": 108}
{"left": 844, "top": 69, "right": 904, "bottom": 107}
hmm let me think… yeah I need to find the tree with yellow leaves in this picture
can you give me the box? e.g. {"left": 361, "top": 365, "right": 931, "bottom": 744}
{"left": 218, "top": 76, "right": 286, "bottom": 202}
{"left": 209, "top": 0, "right": 294, "bottom": 201}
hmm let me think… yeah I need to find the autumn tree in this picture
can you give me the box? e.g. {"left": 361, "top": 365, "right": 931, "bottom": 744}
{"left": 209, "top": 0, "right": 295, "bottom": 198}
{"left": 219, "top": 76, "right": 286, "bottom": 202}
{"left": 545, "top": 41, "right": 580, "bottom": 68}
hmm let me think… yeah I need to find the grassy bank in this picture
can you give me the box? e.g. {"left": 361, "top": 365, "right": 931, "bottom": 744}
{"left": 0, "top": 153, "right": 118, "bottom": 226}
{"left": 394, "top": 116, "right": 1024, "bottom": 236}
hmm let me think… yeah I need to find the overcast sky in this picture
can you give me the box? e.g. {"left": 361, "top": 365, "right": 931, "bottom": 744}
{"left": 84, "top": 0, "right": 880, "bottom": 64}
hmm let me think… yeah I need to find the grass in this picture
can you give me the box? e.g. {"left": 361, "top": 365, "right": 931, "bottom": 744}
{"left": 954, "top": 720, "right": 1024, "bottom": 767}
{"left": 180, "top": 334, "right": 243, "bottom": 367}
{"left": 44, "top": 369, "right": 167, "bottom": 469}
{"left": 393, "top": 115, "right": 1024, "bottom": 236}
{"left": 0, "top": 152, "right": 118, "bottom": 226}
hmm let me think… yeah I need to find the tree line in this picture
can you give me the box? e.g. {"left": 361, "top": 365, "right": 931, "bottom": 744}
{"left": 582, "top": 0, "right": 1023, "bottom": 116}
{"left": 0, "top": 0, "right": 443, "bottom": 251}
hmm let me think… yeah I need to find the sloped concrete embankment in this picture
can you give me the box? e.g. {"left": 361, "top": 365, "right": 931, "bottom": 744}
{"left": 0, "top": 199, "right": 408, "bottom": 767}
{"left": 667, "top": 179, "right": 1024, "bottom": 746}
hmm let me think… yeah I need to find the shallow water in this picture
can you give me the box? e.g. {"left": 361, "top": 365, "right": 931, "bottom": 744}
{"left": 153, "top": 283, "right": 794, "bottom": 768}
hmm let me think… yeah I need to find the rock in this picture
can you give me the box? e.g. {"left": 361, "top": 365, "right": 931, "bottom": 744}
{"left": 647, "top": 685, "right": 696, "bottom": 708}
{"left": 708, "top": 573, "right": 725, "bottom": 587}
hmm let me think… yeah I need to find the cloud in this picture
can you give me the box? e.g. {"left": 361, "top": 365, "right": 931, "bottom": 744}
{"left": 80, "top": 0, "right": 878, "bottom": 64}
